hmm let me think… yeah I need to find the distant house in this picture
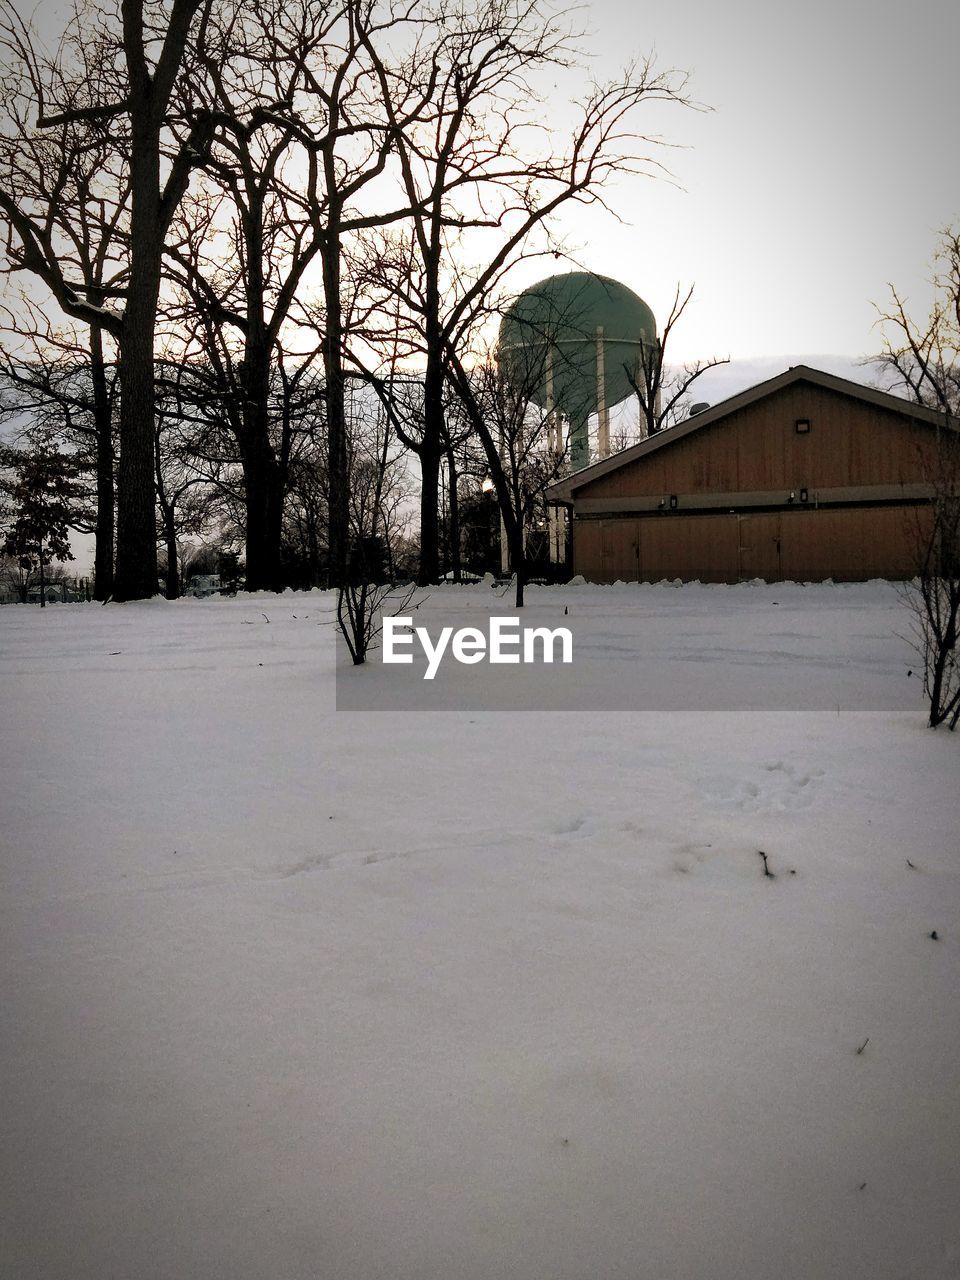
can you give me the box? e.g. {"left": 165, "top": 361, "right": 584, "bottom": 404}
{"left": 545, "top": 365, "right": 952, "bottom": 583}
{"left": 183, "top": 574, "right": 222, "bottom": 598}
{"left": 26, "top": 584, "right": 68, "bottom": 603}
{"left": 8, "top": 582, "right": 80, "bottom": 604}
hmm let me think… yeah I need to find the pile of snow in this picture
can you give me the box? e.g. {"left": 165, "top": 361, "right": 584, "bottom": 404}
{"left": 1, "top": 581, "right": 957, "bottom": 1280}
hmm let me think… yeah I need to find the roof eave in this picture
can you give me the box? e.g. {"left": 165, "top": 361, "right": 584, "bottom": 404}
{"left": 547, "top": 364, "right": 952, "bottom": 498}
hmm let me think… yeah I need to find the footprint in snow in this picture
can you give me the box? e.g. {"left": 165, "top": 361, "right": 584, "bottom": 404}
{"left": 270, "top": 852, "right": 336, "bottom": 877}
{"left": 267, "top": 847, "right": 406, "bottom": 877}
{"left": 550, "top": 814, "right": 596, "bottom": 837}
{"left": 672, "top": 840, "right": 714, "bottom": 875}
{"left": 699, "top": 762, "right": 825, "bottom": 813}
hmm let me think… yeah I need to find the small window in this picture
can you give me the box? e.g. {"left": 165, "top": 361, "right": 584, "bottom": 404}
{"left": 795, "top": 418, "right": 811, "bottom": 434}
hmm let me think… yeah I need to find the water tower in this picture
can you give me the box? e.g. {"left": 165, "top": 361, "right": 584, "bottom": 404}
{"left": 498, "top": 271, "right": 658, "bottom": 471}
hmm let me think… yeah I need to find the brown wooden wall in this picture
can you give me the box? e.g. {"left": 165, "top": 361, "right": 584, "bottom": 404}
{"left": 574, "top": 505, "right": 933, "bottom": 584}
{"left": 577, "top": 382, "right": 938, "bottom": 501}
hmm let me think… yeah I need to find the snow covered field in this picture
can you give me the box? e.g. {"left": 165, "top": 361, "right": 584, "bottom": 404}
{"left": 1, "top": 582, "right": 958, "bottom": 1280}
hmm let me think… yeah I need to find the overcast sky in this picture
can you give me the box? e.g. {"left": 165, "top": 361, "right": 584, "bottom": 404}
{"left": 536, "top": 0, "right": 959, "bottom": 361}
{"left": 22, "top": 0, "right": 959, "bottom": 368}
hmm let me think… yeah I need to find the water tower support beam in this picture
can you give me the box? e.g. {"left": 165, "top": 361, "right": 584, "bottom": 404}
{"left": 546, "top": 348, "right": 561, "bottom": 563}
{"left": 496, "top": 422, "right": 510, "bottom": 576}
{"left": 596, "top": 326, "right": 610, "bottom": 460}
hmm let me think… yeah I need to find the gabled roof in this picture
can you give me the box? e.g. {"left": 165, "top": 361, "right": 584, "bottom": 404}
{"left": 545, "top": 364, "right": 950, "bottom": 502}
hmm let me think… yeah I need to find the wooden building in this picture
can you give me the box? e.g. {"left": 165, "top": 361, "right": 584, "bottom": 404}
{"left": 545, "top": 365, "right": 949, "bottom": 584}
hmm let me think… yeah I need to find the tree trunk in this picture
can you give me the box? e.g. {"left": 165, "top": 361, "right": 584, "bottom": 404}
{"left": 510, "top": 514, "right": 526, "bottom": 608}
{"left": 243, "top": 451, "right": 285, "bottom": 591}
{"left": 447, "top": 446, "right": 461, "bottom": 582}
{"left": 90, "top": 325, "right": 115, "bottom": 600}
{"left": 164, "top": 515, "right": 180, "bottom": 599}
{"left": 114, "top": 319, "right": 159, "bottom": 600}
{"left": 113, "top": 120, "right": 161, "bottom": 602}
{"left": 238, "top": 322, "right": 286, "bottom": 591}
{"left": 417, "top": 352, "right": 446, "bottom": 585}
{"left": 417, "top": 442, "right": 442, "bottom": 585}
{"left": 320, "top": 215, "right": 349, "bottom": 589}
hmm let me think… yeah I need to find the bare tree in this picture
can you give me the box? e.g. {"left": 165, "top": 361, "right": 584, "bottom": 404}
{"left": 443, "top": 335, "right": 569, "bottom": 606}
{"left": 0, "top": 0, "right": 217, "bottom": 600}
{"left": 876, "top": 226, "right": 960, "bottom": 728}
{"left": 360, "top": 0, "right": 690, "bottom": 585}
{"left": 153, "top": 365, "right": 221, "bottom": 598}
{"left": 301, "top": 0, "right": 450, "bottom": 590}
{"left": 0, "top": 25, "right": 127, "bottom": 599}
{"left": 160, "top": 0, "right": 334, "bottom": 590}
{"left": 876, "top": 229, "right": 960, "bottom": 418}
{"left": 622, "top": 283, "right": 728, "bottom": 436}
{"left": 336, "top": 390, "right": 416, "bottom": 664}
{"left": 909, "top": 434, "right": 960, "bottom": 728}
{"left": 161, "top": 0, "right": 439, "bottom": 589}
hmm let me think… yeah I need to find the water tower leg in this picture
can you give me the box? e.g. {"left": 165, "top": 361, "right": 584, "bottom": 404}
{"left": 596, "top": 326, "right": 610, "bottom": 459}
{"left": 548, "top": 508, "right": 559, "bottom": 564}
{"left": 546, "top": 349, "right": 559, "bottom": 563}
{"left": 545, "top": 347, "right": 556, "bottom": 446}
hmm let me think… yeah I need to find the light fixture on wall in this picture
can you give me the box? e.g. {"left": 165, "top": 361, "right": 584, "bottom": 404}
{"left": 787, "top": 491, "right": 795, "bottom": 503}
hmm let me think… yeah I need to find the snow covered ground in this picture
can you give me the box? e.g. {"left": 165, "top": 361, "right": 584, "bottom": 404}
{"left": 1, "top": 581, "right": 958, "bottom": 1280}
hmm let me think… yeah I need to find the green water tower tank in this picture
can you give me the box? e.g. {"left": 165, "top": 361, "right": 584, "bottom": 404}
{"left": 498, "top": 271, "right": 657, "bottom": 469}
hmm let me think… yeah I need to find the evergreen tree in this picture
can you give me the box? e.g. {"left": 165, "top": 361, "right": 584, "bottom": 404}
{"left": 1, "top": 442, "right": 87, "bottom": 605}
